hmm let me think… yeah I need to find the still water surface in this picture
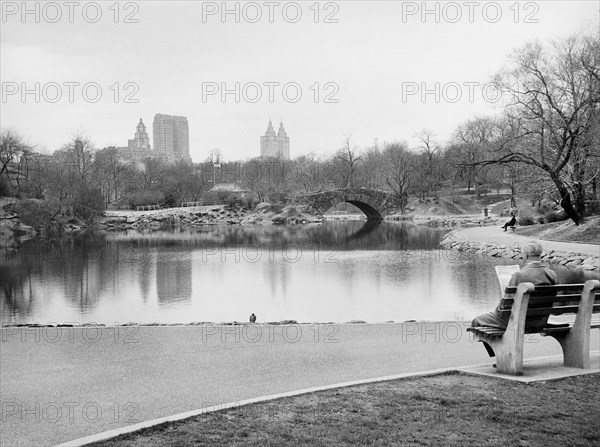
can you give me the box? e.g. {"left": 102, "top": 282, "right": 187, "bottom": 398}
{"left": 1, "top": 221, "right": 517, "bottom": 325}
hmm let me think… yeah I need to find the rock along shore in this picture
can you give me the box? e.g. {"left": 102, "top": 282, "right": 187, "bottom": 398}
{"left": 0, "top": 202, "right": 325, "bottom": 250}
{"left": 440, "top": 230, "right": 599, "bottom": 271}
{"left": 100, "top": 203, "right": 323, "bottom": 231}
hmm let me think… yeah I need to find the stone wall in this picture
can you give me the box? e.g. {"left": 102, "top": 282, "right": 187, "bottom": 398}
{"left": 440, "top": 231, "right": 599, "bottom": 271}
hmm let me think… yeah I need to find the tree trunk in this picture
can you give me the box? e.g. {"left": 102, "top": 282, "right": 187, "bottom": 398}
{"left": 572, "top": 181, "right": 586, "bottom": 219}
{"left": 549, "top": 171, "right": 583, "bottom": 225}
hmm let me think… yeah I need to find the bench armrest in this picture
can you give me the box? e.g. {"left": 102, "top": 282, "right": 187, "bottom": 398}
{"left": 507, "top": 282, "right": 535, "bottom": 335}
{"left": 571, "top": 280, "right": 600, "bottom": 343}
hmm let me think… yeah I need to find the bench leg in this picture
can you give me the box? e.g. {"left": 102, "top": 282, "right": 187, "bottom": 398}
{"left": 471, "top": 283, "right": 533, "bottom": 376}
{"left": 547, "top": 330, "right": 590, "bottom": 369}
{"left": 547, "top": 280, "right": 598, "bottom": 369}
{"left": 494, "top": 330, "right": 524, "bottom": 376}
{"left": 475, "top": 333, "right": 523, "bottom": 375}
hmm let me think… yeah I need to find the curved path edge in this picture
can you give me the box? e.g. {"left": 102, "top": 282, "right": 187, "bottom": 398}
{"left": 55, "top": 365, "right": 476, "bottom": 447}
{"left": 56, "top": 352, "right": 600, "bottom": 447}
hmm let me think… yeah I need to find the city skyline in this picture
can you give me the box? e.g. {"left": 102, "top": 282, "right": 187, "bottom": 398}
{"left": 117, "top": 115, "right": 293, "bottom": 163}
{"left": 2, "top": 2, "right": 597, "bottom": 163}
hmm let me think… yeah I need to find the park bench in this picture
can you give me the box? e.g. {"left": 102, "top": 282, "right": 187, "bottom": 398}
{"left": 467, "top": 280, "right": 600, "bottom": 375}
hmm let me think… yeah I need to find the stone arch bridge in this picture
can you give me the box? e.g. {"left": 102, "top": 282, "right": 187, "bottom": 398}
{"left": 294, "top": 188, "right": 402, "bottom": 220}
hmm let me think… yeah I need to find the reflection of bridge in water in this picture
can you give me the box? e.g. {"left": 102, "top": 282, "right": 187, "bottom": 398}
{"left": 295, "top": 188, "right": 402, "bottom": 220}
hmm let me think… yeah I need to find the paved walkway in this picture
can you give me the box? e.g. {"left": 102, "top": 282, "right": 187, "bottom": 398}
{"left": 2, "top": 323, "right": 599, "bottom": 446}
{"left": 452, "top": 226, "right": 600, "bottom": 257}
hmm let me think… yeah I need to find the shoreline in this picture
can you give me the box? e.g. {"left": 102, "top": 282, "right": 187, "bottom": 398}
{"left": 0, "top": 320, "right": 429, "bottom": 328}
{"left": 440, "top": 229, "right": 599, "bottom": 271}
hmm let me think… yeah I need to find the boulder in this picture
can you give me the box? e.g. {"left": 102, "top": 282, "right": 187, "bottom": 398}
{"left": 105, "top": 217, "right": 127, "bottom": 225}
{"left": 255, "top": 202, "right": 271, "bottom": 213}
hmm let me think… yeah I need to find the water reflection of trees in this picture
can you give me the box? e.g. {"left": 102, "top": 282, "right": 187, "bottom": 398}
{"left": 0, "top": 259, "right": 36, "bottom": 322}
{"left": 156, "top": 251, "right": 192, "bottom": 305}
{"left": 104, "top": 222, "right": 447, "bottom": 252}
{"left": 1, "top": 233, "right": 111, "bottom": 322}
{"left": 1, "top": 223, "right": 449, "bottom": 323}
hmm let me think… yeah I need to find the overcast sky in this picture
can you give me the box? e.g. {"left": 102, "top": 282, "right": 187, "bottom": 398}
{"left": 1, "top": 1, "right": 598, "bottom": 162}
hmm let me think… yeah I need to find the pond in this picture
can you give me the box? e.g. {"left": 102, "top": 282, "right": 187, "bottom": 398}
{"left": 0, "top": 221, "right": 518, "bottom": 325}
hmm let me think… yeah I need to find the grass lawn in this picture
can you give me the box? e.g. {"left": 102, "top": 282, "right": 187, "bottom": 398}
{"left": 514, "top": 216, "right": 600, "bottom": 245}
{"left": 90, "top": 372, "right": 600, "bottom": 447}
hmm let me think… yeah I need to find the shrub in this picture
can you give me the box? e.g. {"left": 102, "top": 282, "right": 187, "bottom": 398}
{"left": 74, "top": 186, "right": 105, "bottom": 221}
{"left": 544, "top": 211, "right": 567, "bottom": 223}
{"left": 519, "top": 215, "right": 535, "bottom": 226}
{"left": 225, "top": 194, "right": 242, "bottom": 209}
{"left": 125, "top": 190, "right": 165, "bottom": 207}
{"left": 241, "top": 195, "right": 259, "bottom": 210}
{"left": 162, "top": 192, "right": 177, "bottom": 208}
{"left": 585, "top": 200, "right": 600, "bottom": 215}
{"left": 11, "top": 198, "right": 56, "bottom": 228}
{"left": 0, "top": 177, "right": 11, "bottom": 197}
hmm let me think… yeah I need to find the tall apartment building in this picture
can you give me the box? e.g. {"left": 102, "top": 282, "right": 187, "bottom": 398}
{"left": 260, "top": 119, "right": 290, "bottom": 160}
{"left": 118, "top": 118, "right": 152, "bottom": 161}
{"left": 153, "top": 114, "right": 191, "bottom": 162}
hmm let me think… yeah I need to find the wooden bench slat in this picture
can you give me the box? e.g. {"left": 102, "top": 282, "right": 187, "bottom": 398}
{"left": 498, "top": 304, "right": 600, "bottom": 317}
{"left": 470, "top": 322, "right": 576, "bottom": 337}
{"left": 467, "top": 327, "right": 504, "bottom": 337}
{"left": 500, "top": 295, "right": 599, "bottom": 309}
{"left": 504, "top": 284, "right": 589, "bottom": 295}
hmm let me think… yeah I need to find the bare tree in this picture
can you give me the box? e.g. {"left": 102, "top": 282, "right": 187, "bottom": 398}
{"left": 480, "top": 34, "right": 600, "bottom": 224}
{"left": 383, "top": 142, "right": 413, "bottom": 213}
{"left": 414, "top": 129, "right": 441, "bottom": 198}
{"left": 58, "top": 135, "right": 96, "bottom": 186}
{"left": 335, "top": 136, "right": 362, "bottom": 188}
{"left": 0, "top": 129, "right": 32, "bottom": 194}
{"left": 94, "top": 147, "right": 130, "bottom": 202}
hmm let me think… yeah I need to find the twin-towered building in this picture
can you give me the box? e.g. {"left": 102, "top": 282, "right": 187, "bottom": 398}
{"left": 119, "top": 114, "right": 190, "bottom": 163}
{"left": 261, "top": 119, "right": 290, "bottom": 160}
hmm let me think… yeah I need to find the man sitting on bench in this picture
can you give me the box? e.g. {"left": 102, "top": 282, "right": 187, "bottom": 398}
{"left": 501, "top": 214, "right": 517, "bottom": 231}
{"left": 471, "top": 241, "right": 558, "bottom": 357}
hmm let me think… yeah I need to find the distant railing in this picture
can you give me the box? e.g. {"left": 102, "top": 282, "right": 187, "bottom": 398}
{"left": 136, "top": 204, "right": 161, "bottom": 211}
{"left": 181, "top": 201, "right": 202, "bottom": 207}
{"left": 106, "top": 202, "right": 223, "bottom": 212}
{"left": 105, "top": 203, "right": 132, "bottom": 211}
{"left": 181, "top": 201, "right": 221, "bottom": 207}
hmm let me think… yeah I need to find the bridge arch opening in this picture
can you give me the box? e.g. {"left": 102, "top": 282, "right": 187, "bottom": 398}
{"left": 323, "top": 201, "right": 383, "bottom": 220}
{"left": 346, "top": 201, "right": 383, "bottom": 220}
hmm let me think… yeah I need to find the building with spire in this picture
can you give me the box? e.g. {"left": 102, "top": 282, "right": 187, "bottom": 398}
{"left": 260, "top": 119, "right": 290, "bottom": 160}
{"left": 118, "top": 118, "right": 152, "bottom": 161}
